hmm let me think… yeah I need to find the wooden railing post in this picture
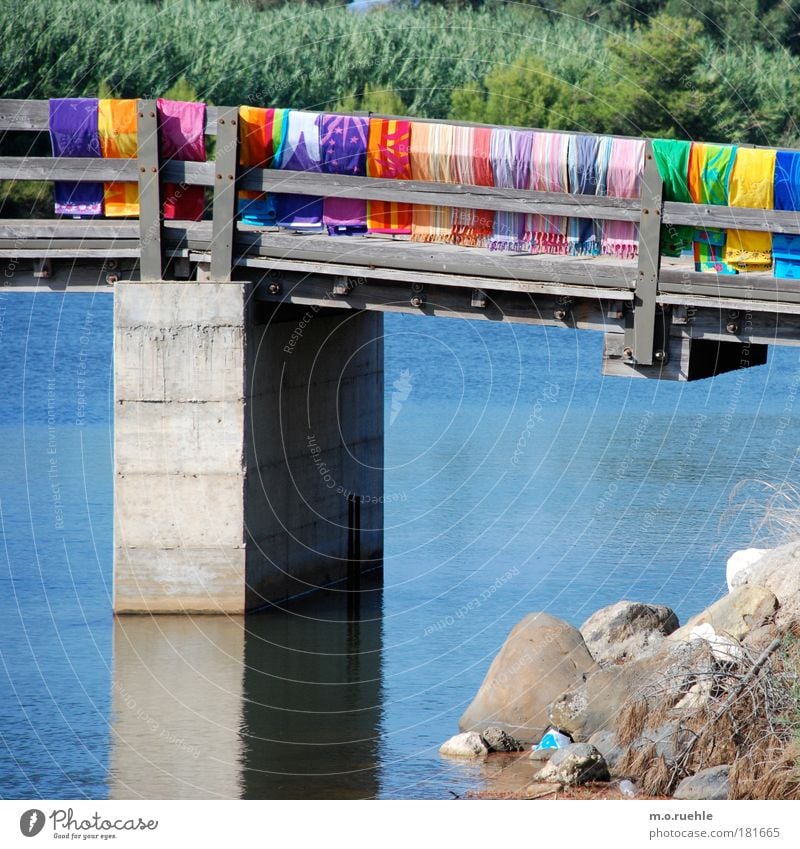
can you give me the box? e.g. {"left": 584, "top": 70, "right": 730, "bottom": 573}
{"left": 632, "top": 140, "right": 664, "bottom": 366}
{"left": 211, "top": 105, "right": 240, "bottom": 281}
{"left": 136, "top": 100, "right": 164, "bottom": 281}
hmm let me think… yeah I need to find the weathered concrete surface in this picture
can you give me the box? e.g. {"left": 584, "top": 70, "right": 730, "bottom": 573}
{"left": 114, "top": 282, "right": 384, "bottom": 613}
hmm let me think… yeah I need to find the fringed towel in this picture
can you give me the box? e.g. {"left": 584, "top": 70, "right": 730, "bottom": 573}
{"left": 275, "top": 111, "right": 324, "bottom": 230}
{"left": 526, "top": 132, "right": 572, "bottom": 254}
{"left": 450, "top": 125, "right": 494, "bottom": 246}
{"left": 49, "top": 98, "right": 103, "bottom": 217}
{"left": 98, "top": 99, "right": 138, "bottom": 217}
{"left": 686, "top": 142, "right": 737, "bottom": 273}
{"left": 366, "top": 118, "right": 412, "bottom": 234}
{"left": 598, "top": 137, "right": 644, "bottom": 259}
{"left": 238, "top": 106, "right": 287, "bottom": 226}
{"left": 567, "top": 134, "right": 600, "bottom": 256}
{"left": 410, "top": 121, "right": 454, "bottom": 243}
{"left": 651, "top": 139, "right": 692, "bottom": 257}
{"left": 156, "top": 98, "right": 206, "bottom": 221}
{"left": 488, "top": 129, "right": 533, "bottom": 252}
{"left": 320, "top": 113, "right": 368, "bottom": 235}
{"left": 723, "top": 147, "right": 776, "bottom": 271}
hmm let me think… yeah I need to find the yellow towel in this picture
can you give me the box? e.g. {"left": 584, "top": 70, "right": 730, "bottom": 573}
{"left": 98, "top": 99, "right": 139, "bottom": 217}
{"left": 723, "top": 147, "right": 775, "bottom": 270}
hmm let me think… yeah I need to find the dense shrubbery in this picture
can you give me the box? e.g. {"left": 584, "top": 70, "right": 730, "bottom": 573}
{"left": 1, "top": 0, "right": 799, "bottom": 145}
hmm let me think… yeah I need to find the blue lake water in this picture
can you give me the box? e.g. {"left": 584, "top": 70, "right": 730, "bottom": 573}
{"left": 1, "top": 290, "right": 799, "bottom": 799}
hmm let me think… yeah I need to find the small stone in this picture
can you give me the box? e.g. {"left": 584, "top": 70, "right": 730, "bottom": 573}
{"left": 587, "top": 730, "right": 625, "bottom": 775}
{"left": 523, "top": 781, "right": 562, "bottom": 798}
{"left": 482, "top": 726, "right": 524, "bottom": 752}
{"left": 533, "top": 743, "right": 610, "bottom": 785}
{"left": 439, "top": 732, "right": 489, "bottom": 759}
{"left": 673, "top": 765, "right": 730, "bottom": 800}
{"left": 529, "top": 747, "right": 556, "bottom": 763}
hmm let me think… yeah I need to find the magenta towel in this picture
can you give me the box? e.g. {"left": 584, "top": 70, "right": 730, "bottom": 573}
{"left": 156, "top": 98, "right": 206, "bottom": 221}
{"left": 320, "top": 113, "right": 368, "bottom": 235}
{"left": 49, "top": 98, "right": 103, "bottom": 217}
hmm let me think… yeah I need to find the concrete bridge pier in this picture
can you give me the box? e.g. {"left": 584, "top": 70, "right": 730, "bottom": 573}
{"left": 114, "top": 281, "right": 384, "bottom": 614}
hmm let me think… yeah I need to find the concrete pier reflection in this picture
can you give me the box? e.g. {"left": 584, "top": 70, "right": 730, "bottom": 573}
{"left": 109, "top": 573, "right": 383, "bottom": 798}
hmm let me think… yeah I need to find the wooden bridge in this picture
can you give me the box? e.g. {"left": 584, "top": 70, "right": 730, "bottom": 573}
{"left": 3, "top": 98, "right": 800, "bottom": 613}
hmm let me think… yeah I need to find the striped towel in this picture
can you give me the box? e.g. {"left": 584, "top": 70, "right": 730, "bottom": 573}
{"left": 98, "top": 99, "right": 138, "bottom": 217}
{"left": 157, "top": 98, "right": 206, "bottom": 221}
{"left": 410, "top": 121, "right": 454, "bottom": 243}
{"left": 237, "top": 106, "right": 287, "bottom": 226}
{"left": 598, "top": 137, "right": 644, "bottom": 259}
{"left": 450, "top": 125, "right": 494, "bottom": 246}
{"left": 488, "top": 128, "right": 533, "bottom": 252}
{"left": 366, "top": 118, "right": 412, "bottom": 234}
{"left": 526, "top": 131, "right": 572, "bottom": 254}
{"left": 49, "top": 98, "right": 103, "bottom": 217}
{"left": 567, "top": 134, "right": 600, "bottom": 256}
{"left": 320, "top": 113, "right": 369, "bottom": 235}
{"left": 275, "top": 110, "right": 324, "bottom": 230}
{"left": 687, "top": 142, "right": 737, "bottom": 273}
{"left": 723, "top": 147, "right": 776, "bottom": 271}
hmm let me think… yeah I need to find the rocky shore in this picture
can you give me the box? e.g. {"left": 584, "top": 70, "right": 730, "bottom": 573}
{"left": 439, "top": 542, "right": 800, "bottom": 800}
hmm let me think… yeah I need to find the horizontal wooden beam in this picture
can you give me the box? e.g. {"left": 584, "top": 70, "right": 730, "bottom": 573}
{"left": 240, "top": 168, "right": 641, "bottom": 220}
{"left": 0, "top": 156, "right": 215, "bottom": 186}
{"left": 663, "top": 201, "right": 800, "bottom": 234}
{"left": 0, "top": 99, "right": 219, "bottom": 134}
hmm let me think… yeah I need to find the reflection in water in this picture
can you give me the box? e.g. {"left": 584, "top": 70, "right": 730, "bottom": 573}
{"left": 110, "top": 573, "right": 383, "bottom": 799}
{"left": 109, "top": 616, "right": 245, "bottom": 799}
{"left": 240, "top": 572, "right": 384, "bottom": 799}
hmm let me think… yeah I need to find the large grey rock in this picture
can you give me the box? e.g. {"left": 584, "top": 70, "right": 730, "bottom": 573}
{"left": 459, "top": 613, "right": 598, "bottom": 742}
{"left": 580, "top": 601, "right": 679, "bottom": 665}
{"left": 731, "top": 540, "right": 800, "bottom": 626}
{"left": 548, "top": 640, "right": 712, "bottom": 741}
{"left": 588, "top": 730, "right": 625, "bottom": 775}
{"left": 439, "top": 732, "right": 489, "bottom": 759}
{"left": 482, "top": 726, "right": 524, "bottom": 752}
{"left": 673, "top": 765, "right": 730, "bottom": 800}
{"left": 669, "top": 585, "right": 778, "bottom": 642}
{"left": 534, "top": 743, "right": 610, "bottom": 785}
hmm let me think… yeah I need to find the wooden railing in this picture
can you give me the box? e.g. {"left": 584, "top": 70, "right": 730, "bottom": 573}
{"left": 4, "top": 98, "right": 800, "bottom": 366}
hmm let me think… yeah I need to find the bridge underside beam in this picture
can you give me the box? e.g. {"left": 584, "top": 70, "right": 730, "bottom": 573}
{"left": 114, "top": 281, "right": 383, "bottom": 614}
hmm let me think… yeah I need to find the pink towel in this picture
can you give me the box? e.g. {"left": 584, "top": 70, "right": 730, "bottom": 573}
{"left": 600, "top": 137, "right": 645, "bottom": 259}
{"left": 157, "top": 99, "right": 206, "bottom": 221}
{"left": 526, "top": 132, "right": 572, "bottom": 254}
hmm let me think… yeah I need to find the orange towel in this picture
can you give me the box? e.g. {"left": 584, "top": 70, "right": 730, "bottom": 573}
{"left": 98, "top": 99, "right": 139, "bottom": 217}
{"left": 366, "top": 118, "right": 412, "bottom": 234}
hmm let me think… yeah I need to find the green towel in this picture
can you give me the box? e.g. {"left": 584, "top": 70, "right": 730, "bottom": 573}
{"left": 652, "top": 139, "right": 693, "bottom": 257}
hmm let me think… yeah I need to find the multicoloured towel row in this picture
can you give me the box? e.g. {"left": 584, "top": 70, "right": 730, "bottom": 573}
{"left": 48, "top": 98, "right": 647, "bottom": 257}
{"left": 652, "top": 139, "right": 800, "bottom": 278}
{"left": 49, "top": 98, "right": 206, "bottom": 220}
{"left": 238, "top": 110, "right": 646, "bottom": 257}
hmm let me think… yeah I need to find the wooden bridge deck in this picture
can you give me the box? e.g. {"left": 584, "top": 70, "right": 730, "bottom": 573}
{"left": 4, "top": 97, "right": 800, "bottom": 379}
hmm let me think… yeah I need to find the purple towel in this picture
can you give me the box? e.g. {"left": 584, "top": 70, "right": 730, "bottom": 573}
{"left": 275, "top": 111, "right": 324, "bottom": 230}
{"left": 320, "top": 114, "right": 368, "bottom": 235}
{"left": 49, "top": 98, "right": 103, "bottom": 217}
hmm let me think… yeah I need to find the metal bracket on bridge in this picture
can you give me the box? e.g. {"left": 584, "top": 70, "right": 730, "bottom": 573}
{"left": 410, "top": 282, "right": 424, "bottom": 309}
{"left": 471, "top": 289, "right": 488, "bottom": 309}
